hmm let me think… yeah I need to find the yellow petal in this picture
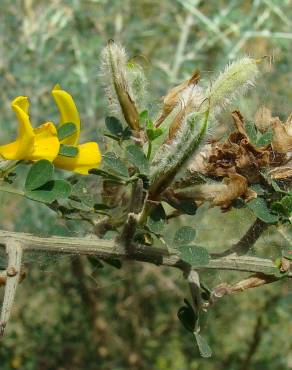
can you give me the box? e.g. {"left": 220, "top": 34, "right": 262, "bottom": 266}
{"left": 0, "top": 97, "right": 34, "bottom": 160}
{"left": 52, "top": 85, "right": 80, "bottom": 146}
{"left": 54, "top": 142, "right": 101, "bottom": 175}
{"left": 25, "top": 122, "right": 60, "bottom": 162}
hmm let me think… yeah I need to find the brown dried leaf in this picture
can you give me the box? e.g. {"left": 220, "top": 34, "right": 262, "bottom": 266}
{"left": 268, "top": 161, "right": 292, "bottom": 180}
{"left": 173, "top": 173, "right": 255, "bottom": 210}
{"left": 213, "top": 173, "right": 257, "bottom": 209}
{"left": 205, "top": 111, "right": 271, "bottom": 183}
{"left": 271, "top": 116, "right": 292, "bottom": 153}
{"left": 155, "top": 70, "right": 200, "bottom": 128}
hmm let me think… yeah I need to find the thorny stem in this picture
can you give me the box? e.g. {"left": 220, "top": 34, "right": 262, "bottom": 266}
{"left": 0, "top": 230, "right": 290, "bottom": 278}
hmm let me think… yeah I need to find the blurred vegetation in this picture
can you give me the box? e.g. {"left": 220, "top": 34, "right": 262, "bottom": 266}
{"left": 0, "top": 0, "right": 291, "bottom": 369}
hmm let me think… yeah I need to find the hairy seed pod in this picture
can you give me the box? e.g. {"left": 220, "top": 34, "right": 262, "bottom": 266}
{"left": 101, "top": 41, "right": 140, "bottom": 131}
{"left": 206, "top": 57, "right": 259, "bottom": 114}
{"left": 150, "top": 110, "right": 209, "bottom": 196}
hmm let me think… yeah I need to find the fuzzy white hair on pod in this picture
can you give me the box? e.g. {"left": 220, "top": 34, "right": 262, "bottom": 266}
{"left": 150, "top": 111, "right": 209, "bottom": 186}
{"left": 206, "top": 56, "right": 259, "bottom": 115}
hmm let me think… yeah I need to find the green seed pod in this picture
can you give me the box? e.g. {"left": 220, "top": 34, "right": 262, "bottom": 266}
{"left": 206, "top": 57, "right": 259, "bottom": 114}
{"left": 150, "top": 110, "right": 209, "bottom": 196}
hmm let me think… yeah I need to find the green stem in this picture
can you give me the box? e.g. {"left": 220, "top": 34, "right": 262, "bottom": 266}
{"left": 146, "top": 141, "right": 152, "bottom": 160}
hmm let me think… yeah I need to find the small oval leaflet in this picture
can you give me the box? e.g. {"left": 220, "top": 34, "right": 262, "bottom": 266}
{"left": 147, "top": 204, "right": 166, "bottom": 234}
{"left": 25, "top": 160, "right": 54, "bottom": 191}
{"left": 126, "top": 145, "right": 149, "bottom": 174}
{"left": 194, "top": 333, "right": 212, "bottom": 358}
{"left": 173, "top": 226, "right": 196, "bottom": 246}
{"left": 247, "top": 197, "right": 279, "bottom": 223}
{"left": 26, "top": 180, "right": 72, "bottom": 203}
{"left": 57, "top": 122, "right": 77, "bottom": 141}
{"left": 177, "top": 305, "right": 197, "bottom": 333}
{"left": 179, "top": 245, "right": 210, "bottom": 267}
{"left": 102, "top": 152, "right": 129, "bottom": 178}
{"left": 105, "top": 116, "right": 124, "bottom": 136}
{"left": 58, "top": 144, "right": 79, "bottom": 158}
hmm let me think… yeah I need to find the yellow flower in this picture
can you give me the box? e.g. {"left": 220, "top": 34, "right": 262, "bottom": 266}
{"left": 52, "top": 85, "right": 102, "bottom": 175}
{"left": 0, "top": 96, "right": 59, "bottom": 162}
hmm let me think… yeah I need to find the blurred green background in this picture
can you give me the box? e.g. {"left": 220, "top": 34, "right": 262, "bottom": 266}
{"left": 0, "top": 0, "right": 291, "bottom": 369}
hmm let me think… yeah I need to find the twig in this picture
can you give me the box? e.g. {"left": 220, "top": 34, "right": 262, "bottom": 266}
{"left": 0, "top": 239, "right": 22, "bottom": 337}
{"left": 0, "top": 230, "right": 290, "bottom": 277}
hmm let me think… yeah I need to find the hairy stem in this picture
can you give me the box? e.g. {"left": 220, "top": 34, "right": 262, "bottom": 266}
{"left": 0, "top": 230, "right": 290, "bottom": 277}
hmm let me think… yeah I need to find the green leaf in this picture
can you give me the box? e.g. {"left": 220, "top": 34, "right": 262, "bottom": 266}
{"left": 105, "top": 116, "right": 124, "bottom": 136}
{"left": 139, "top": 110, "right": 149, "bottom": 123}
{"left": 166, "top": 198, "right": 197, "bottom": 215}
{"left": 194, "top": 333, "right": 212, "bottom": 358}
{"left": 250, "top": 184, "right": 265, "bottom": 195}
{"left": 25, "top": 160, "right": 54, "bottom": 191}
{"left": 26, "top": 180, "right": 71, "bottom": 203}
{"left": 87, "top": 256, "right": 104, "bottom": 269}
{"left": 179, "top": 246, "right": 210, "bottom": 267}
{"left": 173, "top": 226, "right": 196, "bottom": 246}
{"left": 146, "top": 119, "right": 163, "bottom": 141}
{"left": 247, "top": 198, "right": 279, "bottom": 223}
{"left": 147, "top": 204, "right": 166, "bottom": 234}
{"left": 177, "top": 305, "right": 198, "bottom": 333}
{"left": 126, "top": 145, "right": 149, "bottom": 174}
{"left": 102, "top": 258, "right": 122, "bottom": 269}
{"left": 245, "top": 121, "right": 257, "bottom": 144}
{"left": 59, "top": 144, "right": 79, "bottom": 157}
{"left": 57, "top": 122, "right": 77, "bottom": 141}
{"left": 272, "top": 195, "right": 292, "bottom": 218}
{"left": 102, "top": 152, "right": 129, "bottom": 178}
{"left": 147, "top": 127, "right": 163, "bottom": 141}
{"left": 121, "top": 127, "right": 132, "bottom": 140}
{"left": 256, "top": 130, "right": 273, "bottom": 147}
